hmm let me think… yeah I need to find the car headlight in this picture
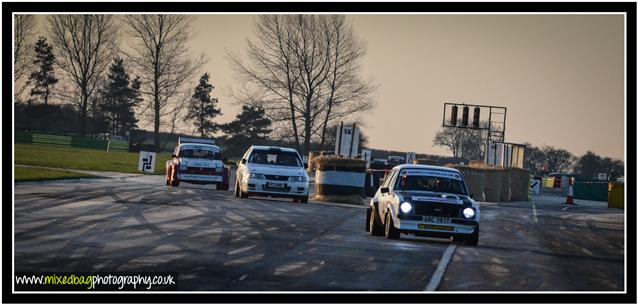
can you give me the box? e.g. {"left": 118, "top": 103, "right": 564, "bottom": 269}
{"left": 249, "top": 173, "right": 266, "bottom": 179}
{"left": 288, "top": 175, "right": 307, "bottom": 182}
{"left": 400, "top": 202, "right": 413, "bottom": 213}
{"left": 463, "top": 207, "right": 475, "bottom": 219}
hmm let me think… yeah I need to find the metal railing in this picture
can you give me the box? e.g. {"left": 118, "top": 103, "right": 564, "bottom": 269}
{"left": 15, "top": 131, "right": 129, "bottom": 152}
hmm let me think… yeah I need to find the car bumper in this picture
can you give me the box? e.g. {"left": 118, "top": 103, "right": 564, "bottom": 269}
{"left": 178, "top": 173, "right": 225, "bottom": 184}
{"left": 243, "top": 178, "right": 309, "bottom": 197}
{"left": 396, "top": 217, "right": 478, "bottom": 236}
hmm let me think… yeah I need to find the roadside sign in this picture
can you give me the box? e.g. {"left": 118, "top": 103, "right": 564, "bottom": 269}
{"left": 361, "top": 149, "right": 372, "bottom": 168}
{"left": 405, "top": 152, "right": 416, "bottom": 164}
{"left": 138, "top": 151, "right": 156, "bottom": 173}
{"left": 335, "top": 123, "right": 360, "bottom": 158}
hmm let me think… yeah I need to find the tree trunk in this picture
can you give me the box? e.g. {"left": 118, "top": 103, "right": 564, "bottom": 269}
{"left": 80, "top": 88, "right": 88, "bottom": 137}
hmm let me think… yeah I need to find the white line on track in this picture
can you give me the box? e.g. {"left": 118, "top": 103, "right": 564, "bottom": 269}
{"left": 532, "top": 202, "right": 538, "bottom": 223}
{"left": 424, "top": 243, "right": 457, "bottom": 291}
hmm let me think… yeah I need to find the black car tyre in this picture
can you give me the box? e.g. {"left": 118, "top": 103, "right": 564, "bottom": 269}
{"left": 170, "top": 168, "right": 179, "bottom": 187}
{"left": 299, "top": 195, "right": 308, "bottom": 204}
{"left": 369, "top": 207, "right": 384, "bottom": 236}
{"left": 234, "top": 180, "right": 240, "bottom": 197}
{"left": 465, "top": 226, "right": 479, "bottom": 246}
{"left": 384, "top": 211, "right": 400, "bottom": 240}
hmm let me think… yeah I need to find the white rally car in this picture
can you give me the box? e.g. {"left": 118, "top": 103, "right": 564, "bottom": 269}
{"left": 366, "top": 164, "right": 480, "bottom": 245}
{"left": 165, "top": 137, "right": 230, "bottom": 190}
{"left": 234, "top": 146, "right": 309, "bottom": 203}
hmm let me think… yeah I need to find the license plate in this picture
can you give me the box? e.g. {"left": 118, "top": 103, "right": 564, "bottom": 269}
{"left": 423, "top": 216, "right": 451, "bottom": 224}
{"left": 418, "top": 224, "right": 454, "bottom": 231}
{"left": 268, "top": 182, "right": 285, "bottom": 188}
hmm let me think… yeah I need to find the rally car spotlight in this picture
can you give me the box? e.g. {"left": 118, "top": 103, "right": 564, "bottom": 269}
{"left": 463, "top": 207, "right": 475, "bottom": 219}
{"left": 400, "top": 202, "right": 413, "bottom": 214}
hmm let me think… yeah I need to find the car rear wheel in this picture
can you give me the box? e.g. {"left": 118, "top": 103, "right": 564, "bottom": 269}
{"left": 384, "top": 211, "right": 400, "bottom": 240}
{"left": 369, "top": 207, "right": 383, "bottom": 236}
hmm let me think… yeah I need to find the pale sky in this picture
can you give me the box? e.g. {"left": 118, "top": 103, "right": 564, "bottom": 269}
{"left": 29, "top": 14, "right": 626, "bottom": 160}
{"left": 189, "top": 14, "right": 625, "bottom": 161}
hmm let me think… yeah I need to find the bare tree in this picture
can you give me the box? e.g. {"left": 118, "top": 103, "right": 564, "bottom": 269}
{"left": 48, "top": 15, "right": 118, "bottom": 136}
{"left": 433, "top": 122, "right": 491, "bottom": 160}
{"left": 228, "top": 15, "right": 303, "bottom": 150}
{"left": 318, "top": 16, "right": 376, "bottom": 149}
{"left": 124, "top": 15, "right": 207, "bottom": 152}
{"left": 229, "top": 15, "right": 376, "bottom": 154}
{"left": 14, "top": 15, "right": 36, "bottom": 99}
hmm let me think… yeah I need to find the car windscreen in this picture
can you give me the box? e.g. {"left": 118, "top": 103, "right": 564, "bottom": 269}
{"left": 249, "top": 150, "right": 301, "bottom": 167}
{"left": 394, "top": 175, "right": 467, "bottom": 195}
{"left": 180, "top": 148, "right": 220, "bottom": 160}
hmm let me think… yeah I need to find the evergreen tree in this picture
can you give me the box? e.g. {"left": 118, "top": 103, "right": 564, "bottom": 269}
{"left": 98, "top": 56, "right": 141, "bottom": 136}
{"left": 222, "top": 105, "right": 272, "bottom": 141}
{"left": 186, "top": 73, "right": 222, "bottom": 137}
{"left": 29, "top": 37, "right": 58, "bottom": 106}
{"left": 28, "top": 37, "right": 58, "bottom": 132}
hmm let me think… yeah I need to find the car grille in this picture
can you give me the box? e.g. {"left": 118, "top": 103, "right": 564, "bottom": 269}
{"left": 262, "top": 185, "right": 291, "bottom": 192}
{"left": 265, "top": 174, "right": 289, "bottom": 181}
{"left": 413, "top": 202, "right": 462, "bottom": 218}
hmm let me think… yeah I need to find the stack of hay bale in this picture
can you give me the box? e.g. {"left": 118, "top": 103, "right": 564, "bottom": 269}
{"left": 313, "top": 156, "right": 367, "bottom": 205}
{"left": 452, "top": 163, "right": 530, "bottom": 203}
{"left": 452, "top": 165, "right": 486, "bottom": 202}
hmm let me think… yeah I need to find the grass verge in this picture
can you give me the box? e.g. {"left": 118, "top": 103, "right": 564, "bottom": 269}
{"left": 14, "top": 143, "right": 172, "bottom": 174}
{"left": 15, "top": 166, "right": 96, "bottom": 182}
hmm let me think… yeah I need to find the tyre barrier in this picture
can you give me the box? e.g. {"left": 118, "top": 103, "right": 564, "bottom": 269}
{"left": 314, "top": 156, "right": 366, "bottom": 205}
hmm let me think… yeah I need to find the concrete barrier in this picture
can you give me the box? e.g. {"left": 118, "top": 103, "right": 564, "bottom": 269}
{"left": 509, "top": 168, "right": 531, "bottom": 201}
{"left": 314, "top": 156, "right": 366, "bottom": 205}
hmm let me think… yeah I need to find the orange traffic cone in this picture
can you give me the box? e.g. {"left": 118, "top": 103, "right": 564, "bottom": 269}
{"left": 565, "top": 184, "right": 575, "bottom": 205}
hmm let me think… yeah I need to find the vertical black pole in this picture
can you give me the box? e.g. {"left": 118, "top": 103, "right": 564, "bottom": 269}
{"left": 337, "top": 121, "right": 343, "bottom": 156}
{"left": 349, "top": 123, "right": 357, "bottom": 158}
{"left": 485, "top": 107, "right": 492, "bottom": 163}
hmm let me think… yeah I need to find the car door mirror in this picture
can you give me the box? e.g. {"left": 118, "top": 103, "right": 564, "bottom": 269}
{"left": 222, "top": 158, "right": 228, "bottom": 163}
{"left": 171, "top": 154, "right": 177, "bottom": 158}
{"left": 470, "top": 193, "right": 474, "bottom": 199}
{"left": 380, "top": 186, "right": 389, "bottom": 194}
{"left": 240, "top": 158, "right": 247, "bottom": 164}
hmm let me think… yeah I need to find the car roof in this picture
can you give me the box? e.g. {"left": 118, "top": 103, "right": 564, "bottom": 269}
{"left": 392, "top": 163, "right": 461, "bottom": 173}
{"left": 251, "top": 145, "right": 300, "bottom": 154}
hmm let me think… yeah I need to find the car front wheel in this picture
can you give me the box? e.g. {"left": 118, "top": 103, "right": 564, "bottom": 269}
{"left": 234, "top": 180, "right": 240, "bottom": 197}
{"left": 384, "top": 211, "right": 400, "bottom": 240}
{"left": 465, "top": 226, "right": 479, "bottom": 246}
{"left": 369, "top": 207, "right": 384, "bottom": 236}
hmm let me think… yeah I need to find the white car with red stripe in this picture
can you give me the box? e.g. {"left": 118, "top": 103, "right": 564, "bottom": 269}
{"left": 165, "top": 137, "right": 230, "bottom": 190}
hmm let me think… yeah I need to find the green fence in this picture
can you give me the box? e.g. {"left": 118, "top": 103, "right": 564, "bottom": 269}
{"left": 573, "top": 181, "right": 608, "bottom": 202}
{"left": 15, "top": 131, "right": 129, "bottom": 152}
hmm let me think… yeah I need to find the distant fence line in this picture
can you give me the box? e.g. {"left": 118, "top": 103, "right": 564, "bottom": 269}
{"left": 15, "top": 131, "right": 129, "bottom": 151}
